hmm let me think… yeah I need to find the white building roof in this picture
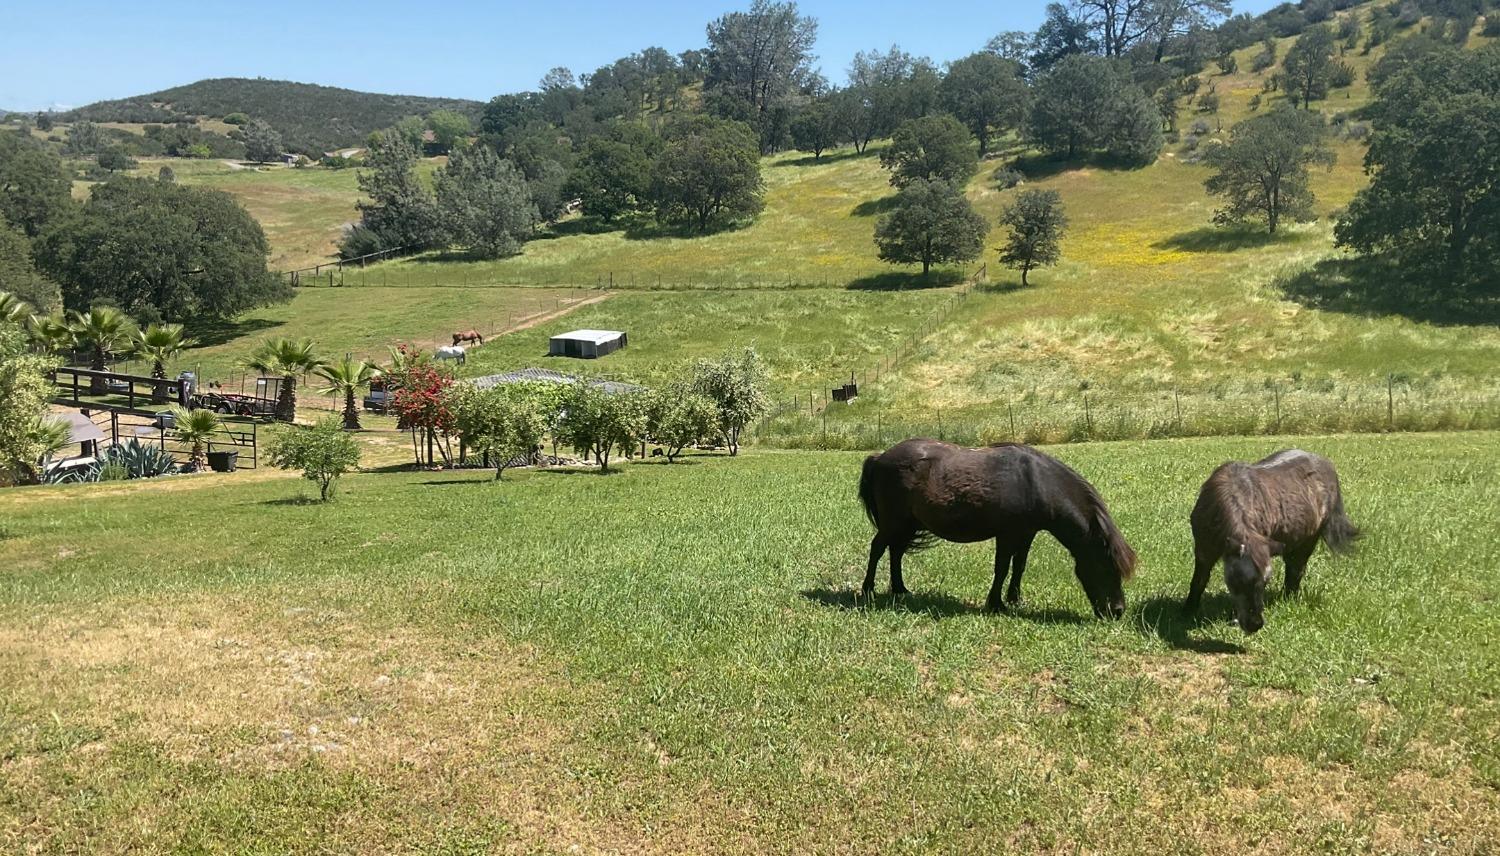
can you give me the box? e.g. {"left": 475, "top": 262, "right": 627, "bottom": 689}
{"left": 550, "top": 329, "right": 624, "bottom": 345}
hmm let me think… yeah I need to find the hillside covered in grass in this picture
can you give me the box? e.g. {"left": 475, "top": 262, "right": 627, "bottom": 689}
{"left": 62, "top": 78, "right": 484, "bottom": 155}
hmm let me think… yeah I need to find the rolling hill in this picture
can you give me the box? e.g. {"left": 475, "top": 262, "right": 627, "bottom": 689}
{"left": 62, "top": 78, "right": 484, "bottom": 155}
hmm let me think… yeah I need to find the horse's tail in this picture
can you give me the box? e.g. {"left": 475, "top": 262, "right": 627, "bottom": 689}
{"left": 858, "top": 454, "right": 882, "bottom": 530}
{"left": 1323, "top": 488, "right": 1360, "bottom": 555}
{"left": 1095, "top": 506, "right": 1138, "bottom": 581}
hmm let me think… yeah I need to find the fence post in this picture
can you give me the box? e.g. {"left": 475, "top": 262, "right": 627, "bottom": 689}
{"left": 1083, "top": 394, "right": 1093, "bottom": 437}
{"left": 1273, "top": 384, "right": 1282, "bottom": 434}
{"left": 1387, "top": 374, "right": 1394, "bottom": 431}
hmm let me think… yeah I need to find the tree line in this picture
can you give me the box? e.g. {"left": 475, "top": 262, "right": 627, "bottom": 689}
{"left": 0, "top": 130, "right": 290, "bottom": 327}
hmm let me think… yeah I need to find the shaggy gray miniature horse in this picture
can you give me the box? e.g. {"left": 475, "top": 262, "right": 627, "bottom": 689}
{"left": 1184, "top": 449, "right": 1359, "bottom": 634}
{"left": 859, "top": 440, "right": 1137, "bottom": 618}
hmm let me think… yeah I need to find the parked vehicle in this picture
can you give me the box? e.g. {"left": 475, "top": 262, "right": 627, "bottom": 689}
{"left": 363, "top": 377, "right": 391, "bottom": 414}
{"left": 192, "top": 391, "right": 276, "bottom": 418}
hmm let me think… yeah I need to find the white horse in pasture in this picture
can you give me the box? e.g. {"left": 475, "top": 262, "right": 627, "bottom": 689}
{"left": 435, "top": 345, "right": 467, "bottom": 366}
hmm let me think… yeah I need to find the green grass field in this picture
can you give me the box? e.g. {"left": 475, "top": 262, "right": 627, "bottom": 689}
{"left": 110, "top": 286, "right": 584, "bottom": 387}
{"left": 3, "top": 430, "right": 1498, "bottom": 852}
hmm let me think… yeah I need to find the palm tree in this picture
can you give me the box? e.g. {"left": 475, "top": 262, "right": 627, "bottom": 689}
{"left": 133, "top": 323, "right": 196, "bottom": 403}
{"left": 167, "top": 406, "right": 220, "bottom": 472}
{"left": 26, "top": 314, "right": 74, "bottom": 356}
{"left": 316, "top": 355, "right": 380, "bottom": 429}
{"left": 68, "top": 307, "right": 135, "bottom": 395}
{"left": 0, "top": 290, "right": 31, "bottom": 324}
{"left": 240, "top": 337, "right": 323, "bottom": 423}
{"left": 28, "top": 416, "right": 72, "bottom": 484}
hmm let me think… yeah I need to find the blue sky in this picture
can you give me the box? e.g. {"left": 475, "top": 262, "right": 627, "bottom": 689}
{"left": 2, "top": 0, "right": 1282, "bottom": 111}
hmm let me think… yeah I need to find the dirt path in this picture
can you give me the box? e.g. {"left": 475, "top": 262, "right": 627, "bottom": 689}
{"left": 501, "top": 291, "right": 613, "bottom": 335}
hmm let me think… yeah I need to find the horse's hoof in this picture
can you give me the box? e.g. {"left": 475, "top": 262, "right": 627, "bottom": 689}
{"left": 985, "top": 602, "right": 1008, "bottom": 615}
{"left": 1005, "top": 595, "right": 1023, "bottom": 607}
{"left": 891, "top": 587, "right": 910, "bottom": 598}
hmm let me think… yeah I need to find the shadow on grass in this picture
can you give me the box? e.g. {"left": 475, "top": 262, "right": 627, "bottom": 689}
{"left": 851, "top": 195, "right": 898, "bottom": 217}
{"left": 362, "top": 462, "right": 423, "bottom": 474}
{"left": 781, "top": 147, "right": 878, "bottom": 168}
{"left": 418, "top": 477, "right": 497, "bottom": 486}
{"left": 1133, "top": 593, "right": 1247, "bottom": 654}
{"left": 847, "top": 270, "right": 966, "bottom": 291}
{"left": 537, "top": 217, "right": 628, "bottom": 239}
{"left": 184, "top": 316, "right": 282, "bottom": 348}
{"left": 260, "top": 496, "right": 324, "bottom": 507}
{"left": 1153, "top": 225, "right": 1296, "bottom": 253}
{"left": 802, "top": 587, "right": 977, "bottom": 618}
{"left": 408, "top": 248, "right": 496, "bottom": 264}
{"left": 623, "top": 217, "right": 753, "bottom": 241}
{"left": 537, "top": 466, "right": 626, "bottom": 476}
{"left": 1277, "top": 255, "right": 1500, "bottom": 325}
{"left": 1011, "top": 152, "right": 1116, "bottom": 181}
{"left": 975, "top": 279, "right": 1032, "bottom": 295}
{"left": 803, "top": 588, "right": 1096, "bottom": 624}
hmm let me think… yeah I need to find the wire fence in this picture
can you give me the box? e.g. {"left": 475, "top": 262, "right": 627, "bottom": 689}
{"left": 757, "top": 264, "right": 989, "bottom": 429}
{"left": 286, "top": 264, "right": 986, "bottom": 292}
{"left": 757, "top": 379, "right": 1500, "bottom": 450}
{"left": 281, "top": 245, "right": 414, "bottom": 286}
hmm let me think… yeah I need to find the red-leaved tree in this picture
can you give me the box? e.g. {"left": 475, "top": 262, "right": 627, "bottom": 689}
{"left": 385, "top": 344, "right": 457, "bottom": 467}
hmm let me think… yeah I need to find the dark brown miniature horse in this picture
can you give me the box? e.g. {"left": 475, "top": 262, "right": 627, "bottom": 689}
{"left": 859, "top": 440, "right": 1137, "bottom": 618}
{"left": 1185, "top": 449, "right": 1359, "bottom": 634}
{"left": 452, "top": 329, "right": 484, "bottom": 347}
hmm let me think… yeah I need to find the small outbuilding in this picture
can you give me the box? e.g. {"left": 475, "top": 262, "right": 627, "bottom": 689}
{"left": 548, "top": 329, "right": 627, "bottom": 359}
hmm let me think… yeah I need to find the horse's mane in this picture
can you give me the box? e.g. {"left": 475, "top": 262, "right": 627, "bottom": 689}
{"left": 1198, "top": 463, "right": 1267, "bottom": 552}
{"left": 1046, "top": 452, "right": 1137, "bottom": 581}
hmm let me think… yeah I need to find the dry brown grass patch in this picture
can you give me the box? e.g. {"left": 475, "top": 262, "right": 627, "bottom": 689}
{"left": 0, "top": 597, "right": 679, "bottom": 854}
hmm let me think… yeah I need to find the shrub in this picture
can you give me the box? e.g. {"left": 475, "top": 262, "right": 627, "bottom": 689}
{"left": 1329, "top": 61, "right": 1356, "bottom": 89}
{"left": 223, "top": 112, "right": 249, "bottom": 126}
{"left": 451, "top": 384, "right": 548, "bottom": 479}
{"left": 337, "top": 223, "right": 388, "bottom": 260}
{"left": 96, "top": 148, "right": 137, "bottom": 172}
{"left": 1485, "top": 15, "right": 1500, "bottom": 37}
{"left": 93, "top": 439, "right": 176, "bottom": 479}
{"left": 994, "top": 168, "right": 1023, "bottom": 190}
{"left": 1190, "top": 119, "right": 1211, "bottom": 136}
{"left": 555, "top": 383, "right": 644, "bottom": 472}
{"left": 1251, "top": 47, "right": 1277, "bottom": 73}
{"left": 646, "top": 385, "right": 717, "bottom": 462}
{"left": 266, "top": 416, "right": 361, "bottom": 500}
{"left": 1217, "top": 53, "right": 1238, "bottom": 75}
{"left": 690, "top": 347, "right": 769, "bottom": 456}
{"left": 1182, "top": 134, "right": 1202, "bottom": 152}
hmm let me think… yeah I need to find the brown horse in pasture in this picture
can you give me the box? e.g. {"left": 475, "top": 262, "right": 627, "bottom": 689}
{"left": 452, "top": 329, "right": 484, "bottom": 347}
{"left": 1184, "top": 449, "right": 1359, "bottom": 634}
{"left": 859, "top": 440, "right": 1137, "bottom": 619}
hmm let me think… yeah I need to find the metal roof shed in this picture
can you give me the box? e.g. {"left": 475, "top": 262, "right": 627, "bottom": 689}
{"left": 549, "top": 329, "right": 627, "bottom": 359}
